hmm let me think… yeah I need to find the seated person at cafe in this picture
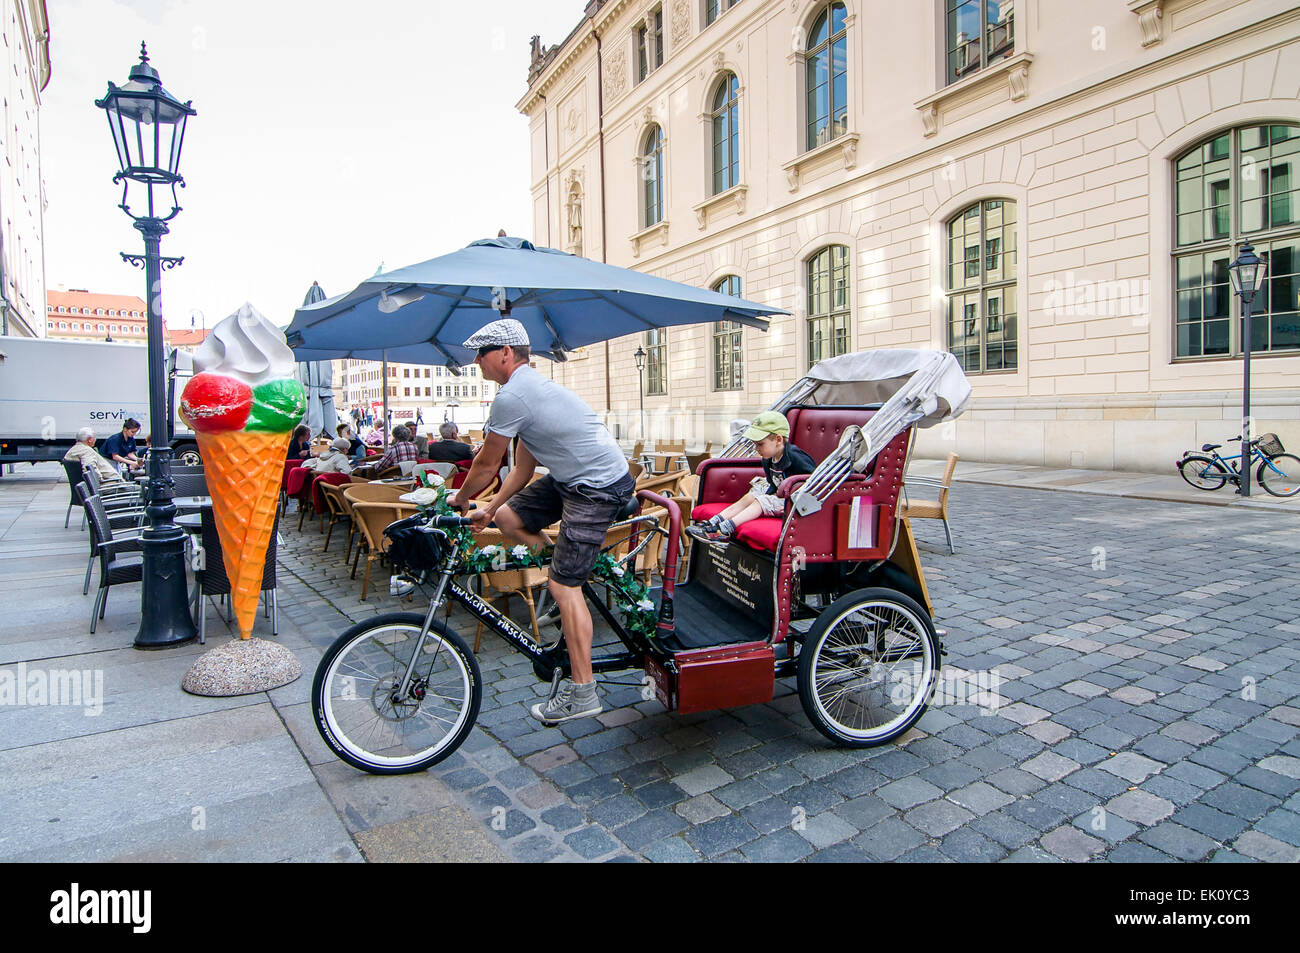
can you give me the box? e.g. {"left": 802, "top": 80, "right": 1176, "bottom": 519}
{"left": 287, "top": 424, "right": 312, "bottom": 460}
{"left": 687, "top": 411, "right": 814, "bottom": 543}
{"left": 336, "top": 423, "right": 366, "bottom": 461}
{"left": 426, "top": 421, "right": 475, "bottom": 463}
{"left": 301, "top": 437, "right": 354, "bottom": 475}
{"left": 64, "top": 428, "right": 126, "bottom": 484}
{"left": 99, "top": 418, "right": 145, "bottom": 473}
{"left": 354, "top": 424, "right": 419, "bottom": 476}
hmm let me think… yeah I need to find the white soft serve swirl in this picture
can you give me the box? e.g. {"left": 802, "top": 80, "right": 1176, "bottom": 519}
{"left": 193, "top": 303, "right": 296, "bottom": 386}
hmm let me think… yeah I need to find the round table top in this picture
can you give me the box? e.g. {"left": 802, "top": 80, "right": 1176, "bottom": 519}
{"left": 172, "top": 496, "right": 212, "bottom": 509}
{"left": 175, "top": 513, "right": 203, "bottom": 532}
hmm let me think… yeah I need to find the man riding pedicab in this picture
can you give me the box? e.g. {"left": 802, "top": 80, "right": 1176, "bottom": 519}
{"left": 450, "top": 319, "right": 636, "bottom": 725}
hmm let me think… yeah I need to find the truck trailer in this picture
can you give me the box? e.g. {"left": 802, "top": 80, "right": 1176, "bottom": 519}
{"left": 0, "top": 338, "right": 200, "bottom": 471}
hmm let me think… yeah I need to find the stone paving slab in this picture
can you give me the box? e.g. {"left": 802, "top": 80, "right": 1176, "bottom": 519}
{"left": 6, "top": 461, "right": 1300, "bottom": 862}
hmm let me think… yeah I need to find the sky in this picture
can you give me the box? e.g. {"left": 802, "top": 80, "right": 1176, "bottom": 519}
{"left": 41, "top": 0, "right": 586, "bottom": 330}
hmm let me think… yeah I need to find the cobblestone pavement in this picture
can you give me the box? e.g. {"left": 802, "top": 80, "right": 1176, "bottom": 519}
{"left": 279, "top": 485, "right": 1300, "bottom": 863}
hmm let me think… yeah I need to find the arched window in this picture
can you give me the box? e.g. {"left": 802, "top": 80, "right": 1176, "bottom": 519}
{"left": 641, "top": 125, "right": 665, "bottom": 227}
{"left": 1174, "top": 123, "right": 1299, "bottom": 357}
{"left": 805, "top": 2, "right": 848, "bottom": 152}
{"left": 946, "top": 199, "right": 1017, "bottom": 373}
{"left": 711, "top": 73, "right": 740, "bottom": 194}
{"left": 712, "top": 275, "right": 744, "bottom": 390}
{"left": 807, "top": 245, "right": 850, "bottom": 366}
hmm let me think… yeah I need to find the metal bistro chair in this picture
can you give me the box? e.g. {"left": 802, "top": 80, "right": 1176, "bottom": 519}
{"left": 77, "top": 463, "right": 141, "bottom": 529}
{"left": 61, "top": 459, "right": 85, "bottom": 529}
{"left": 194, "top": 506, "right": 280, "bottom": 644}
{"left": 172, "top": 470, "right": 208, "bottom": 498}
{"left": 77, "top": 482, "right": 146, "bottom": 595}
{"left": 85, "top": 495, "right": 144, "bottom": 634}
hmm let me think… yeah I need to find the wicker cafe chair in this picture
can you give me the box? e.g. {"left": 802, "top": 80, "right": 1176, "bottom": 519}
{"left": 85, "top": 495, "right": 144, "bottom": 634}
{"left": 470, "top": 527, "right": 552, "bottom": 653}
{"left": 319, "top": 481, "right": 355, "bottom": 555}
{"left": 901, "top": 451, "right": 959, "bottom": 554}
{"left": 685, "top": 441, "right": 714, "bottom": 474}
{"left": 343, "top": 483, "right": 415, "bottom": 600}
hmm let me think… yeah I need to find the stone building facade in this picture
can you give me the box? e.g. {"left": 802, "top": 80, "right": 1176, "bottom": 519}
{"left": 518, "top": 0, "right": 1299, "bottom": 471}
{"left": 1, "top": 0, "right": 51, "bottom": 338}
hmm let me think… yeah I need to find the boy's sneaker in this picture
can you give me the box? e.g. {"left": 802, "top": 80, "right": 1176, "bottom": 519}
{"left": 530, "top": 670, "right": 602, "bottom": 725}
{"left": 686, "top": 522, "right": 731, "bottom": 544}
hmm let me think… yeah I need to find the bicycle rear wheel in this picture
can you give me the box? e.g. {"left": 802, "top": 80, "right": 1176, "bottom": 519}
{"left": 312, "top": 612, "right": 481, "bottom": 774}
{"left": 1178, "top": 454, "right": 1229, "bottom": 491}
{"left": 1257, "top": 452, "right": 1300, "bottom": 498}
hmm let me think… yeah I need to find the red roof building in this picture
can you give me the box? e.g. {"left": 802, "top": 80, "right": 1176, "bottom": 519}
{"left": 45, "top": 290, "right": 157, "bottom": 343}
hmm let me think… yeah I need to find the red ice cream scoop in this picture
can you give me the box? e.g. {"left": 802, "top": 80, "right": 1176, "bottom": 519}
{"left": 180, "top": 372, "right": 253, "bottom": 433}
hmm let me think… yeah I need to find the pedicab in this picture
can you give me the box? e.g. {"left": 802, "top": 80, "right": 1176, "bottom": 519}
{"left": 311, "top": 348, "right": 970, "bottom": 774}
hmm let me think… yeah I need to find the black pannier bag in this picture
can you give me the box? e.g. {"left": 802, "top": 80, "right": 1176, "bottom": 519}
{"left": 384, "top": 514, "right": 449, "bottom": 576}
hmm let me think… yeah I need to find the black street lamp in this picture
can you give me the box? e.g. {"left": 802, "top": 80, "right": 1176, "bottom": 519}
{"left": 96, "top": 43, "right": 198, "bottom": 648}
{"left": 1228, "top": 241, "right": 1266, "bottom": 498}
{"left": 633, "top": 345, "right": 646, "bottom": 441}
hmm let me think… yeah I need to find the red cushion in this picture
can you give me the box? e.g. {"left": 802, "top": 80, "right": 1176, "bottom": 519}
{"left": 312, "top": 472, "right": 353, "bottom": 511}
{"left": 691, "top": 502, "right": 729, "bottom": 522}
{"left": 285, "top": 467, "right": 311, "bottom": 497}
{"left": 735, "top": 517, "right": 783, "bottom": 552}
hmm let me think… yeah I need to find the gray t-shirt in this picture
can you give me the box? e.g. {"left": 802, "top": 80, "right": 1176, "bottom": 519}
{"left": 487, "top": 365, "right": 629, "bottom": 488}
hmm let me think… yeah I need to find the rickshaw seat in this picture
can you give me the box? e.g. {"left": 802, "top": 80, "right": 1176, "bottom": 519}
{"left": 734, "top": 518, "right": 783, "bottom": 551}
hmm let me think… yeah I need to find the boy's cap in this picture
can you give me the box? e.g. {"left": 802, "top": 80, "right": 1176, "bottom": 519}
{"left": 330, "top": 438, "right": 351, "bottom": 452}
{"left": 463, "top": 318, "right": 530, "bottom": 349}
{"left": 744, "top": 411, "right": 790, "bottom": 442}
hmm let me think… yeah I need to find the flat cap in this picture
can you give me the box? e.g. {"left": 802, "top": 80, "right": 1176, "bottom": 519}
{"left": 463, "top": 318, "right": 530, "bottom": 349}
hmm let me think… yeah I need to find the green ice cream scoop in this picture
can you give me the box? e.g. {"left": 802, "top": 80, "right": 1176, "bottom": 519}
{"left": 246, "top": 378, "right": 307, "bottom": 432}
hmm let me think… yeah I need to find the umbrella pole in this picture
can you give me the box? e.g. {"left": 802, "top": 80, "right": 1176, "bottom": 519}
{"left": 382, "top": 351, "right": 390, "bottom": 448}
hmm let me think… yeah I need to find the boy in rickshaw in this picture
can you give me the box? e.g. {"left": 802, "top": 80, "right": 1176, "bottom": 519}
{"left": 687, "top": 411, "right": 815, "bottom": 544}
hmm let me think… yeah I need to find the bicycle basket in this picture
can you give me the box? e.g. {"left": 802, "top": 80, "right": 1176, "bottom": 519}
{"left": 1257, "top": 433, "right": 1285, "bottom": 458}
{"left": 384, "top": 514, "right": 449, "bottom": 575}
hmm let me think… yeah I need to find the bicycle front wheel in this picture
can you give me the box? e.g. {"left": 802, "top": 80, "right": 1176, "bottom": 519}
{"left": 312, "top": 612, "right": 481, "bottom": 774}
{"left": 1178, "top": 454, "right": 1229, "bottom": 491}
{"left": 1257, "top": 452, "right": 1300, "bottom": 498}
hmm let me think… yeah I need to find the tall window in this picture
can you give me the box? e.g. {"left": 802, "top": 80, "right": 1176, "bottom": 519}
{"left": 644, "top": 328, "right": 667, "bottom": 395}
{"left": 711, "top": 73, "right": 740, "bottom": 194}
{"left": 636, "top": 7, "right": 664, "bottom": 83}
{"left": 946, "top": 199, "right": 1017, "bottom": 373}
{"left": 805, "top": 3, "right": 847, "bottom": 152}
{"left": 1174, "top": 124, "right": 1299, "bottom": 357}
{"left": 807, "top": 245, "right": 850, "bottom": 366}
{"left": 641, "top": 125, "right": 665, "bottom": 228}
{"left": 712, "top": 275, "right": 744, "bottom": 390}
{"left": 706, "top": 0, "right": 741, "bottom": 26}
{"left": 946, "top": 0, "right": 1014, "bottom": 85}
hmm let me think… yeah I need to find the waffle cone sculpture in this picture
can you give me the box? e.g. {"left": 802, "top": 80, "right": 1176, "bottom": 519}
{"left": 180, "top": 304, "right": 307, "bottom": 640}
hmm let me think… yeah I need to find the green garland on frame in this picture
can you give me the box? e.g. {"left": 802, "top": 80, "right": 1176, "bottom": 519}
{"left": 405, "top": 479, "right": 658, "bottom": 638}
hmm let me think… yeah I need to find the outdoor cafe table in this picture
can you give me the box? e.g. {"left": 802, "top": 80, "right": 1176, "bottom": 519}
{"left": 647, "top": 452, "right": 686, "bottom": 474}
{"left": 172, "top": 495, "right": 212, "bottom": 515}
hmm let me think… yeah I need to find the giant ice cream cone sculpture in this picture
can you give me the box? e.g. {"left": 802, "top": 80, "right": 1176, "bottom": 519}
{"left": 180, "top": 304, "right": 306, "bottom": 640}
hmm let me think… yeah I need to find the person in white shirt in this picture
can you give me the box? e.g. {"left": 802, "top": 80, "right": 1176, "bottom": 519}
{"left": 301, "top": 438, "right": 354, "bottom": 475}
{"left": 63, "top": 428, "right": 126, "bottom": 484}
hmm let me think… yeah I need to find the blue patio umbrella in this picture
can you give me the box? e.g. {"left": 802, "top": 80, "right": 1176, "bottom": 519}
{"left": 284, "top": 236, "right": 786, "bottom": 366}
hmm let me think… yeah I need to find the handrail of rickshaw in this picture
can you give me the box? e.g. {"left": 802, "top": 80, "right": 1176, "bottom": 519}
{"left": 635, "top": 489, "right": 681, "bottom": 638}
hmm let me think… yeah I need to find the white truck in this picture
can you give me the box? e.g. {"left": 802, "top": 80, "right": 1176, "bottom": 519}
{"left": 0, "top": 337, "right": 200, "bottom": 472}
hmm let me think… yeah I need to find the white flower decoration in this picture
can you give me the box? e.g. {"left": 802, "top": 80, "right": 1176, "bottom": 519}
{"left": 422, "top": 472, "right": 445, "bottom": 488}
{"left": 636, "top": 598, "right": 655, "bottom": 612}
{"left": 480, "top": 545, "right": 500, "bottom": 556}
{"left": 400, "top": 487, "right": 439, "bottom": 506}
{"left": 511, "top": 545, "right": 530, "bottom": 560}
{"left": 610, "top": 564, "right": 625, "bottom": 577}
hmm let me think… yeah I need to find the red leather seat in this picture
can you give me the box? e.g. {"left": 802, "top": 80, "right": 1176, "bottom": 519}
{"left": 691, "top": 502, "right": 729, "bottom": 522}
{"left": 735, "top": 517, "right": 782, "bottom": 552}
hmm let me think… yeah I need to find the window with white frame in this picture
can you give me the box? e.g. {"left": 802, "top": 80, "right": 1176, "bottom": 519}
{"left": 946, "top": 199, "right": 1017, "bottom": 372}
{"left": 641, "top": 124, "right": 665, "bottom": 227}
{"left": 635, "top": 7, "right": 664, "bottom": 83}
{"left": 804, "top": 2, "right": 848, "bottom": 152}
{"left": 711, "top": 275, "right": 744, "bottom": 390}
{"left": 711, "top": 72, "right": 740, "bottom": 195}
{"left": 705, "top": 0, "right": 741, "bottom": 27}
{"left": 807, "top": 245, "right": 850, "bottom": 366}
{"left": 1174, "top": 124, "right": 1299, "bottom": 358}
{"left": 945, "top": 0, "right": 1014, "bottom": 85}
{"left": 644, "top": 328, "right": 667, "bottom": 395}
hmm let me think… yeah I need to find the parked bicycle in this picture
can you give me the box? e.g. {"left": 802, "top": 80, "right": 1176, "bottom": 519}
{"left": 1177, "top": 433, "right": 1300, "bottom": 498}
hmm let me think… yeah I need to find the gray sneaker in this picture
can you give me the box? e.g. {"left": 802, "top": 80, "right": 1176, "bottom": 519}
{"left": 530, "top": 670, "right": 602, "bottom": 725}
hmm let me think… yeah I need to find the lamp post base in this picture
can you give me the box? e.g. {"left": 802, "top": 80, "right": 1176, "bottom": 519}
{"left": 134, "top": 524, "right": 199, "bottom": 649}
